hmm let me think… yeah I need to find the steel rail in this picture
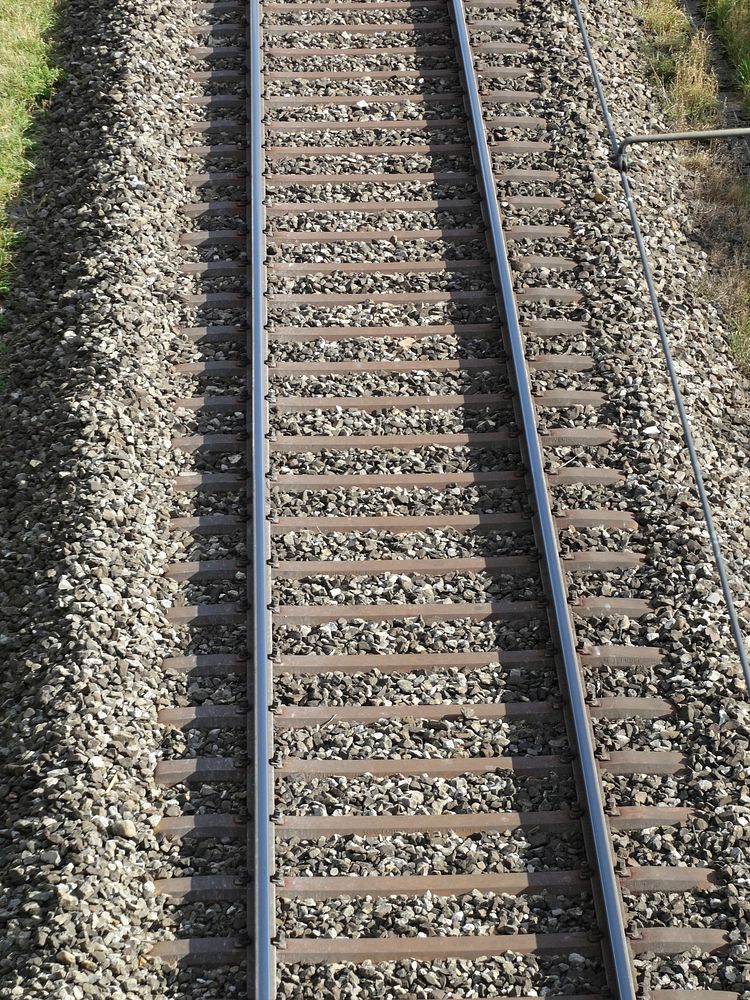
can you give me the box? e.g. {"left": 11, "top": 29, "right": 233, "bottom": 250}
{"left": 448, "top": 2, "right": 636, "bottom": 998}
{"left": 248, "top": 0, "right": 275, "bottom": 996}
{"left": 568, "top": 0, "right": 750, "bottom": 690}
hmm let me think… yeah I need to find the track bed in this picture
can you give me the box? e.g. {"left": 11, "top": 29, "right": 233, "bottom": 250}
{"left": 151, "top": 1, "right": 746, "bottom": 998}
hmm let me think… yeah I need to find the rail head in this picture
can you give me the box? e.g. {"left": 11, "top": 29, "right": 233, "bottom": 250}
{"left": 447, "top": 2, "right": 637, "bottom": 999}
{"left": 248, "top": 0, "right": 274, "bottom": 998}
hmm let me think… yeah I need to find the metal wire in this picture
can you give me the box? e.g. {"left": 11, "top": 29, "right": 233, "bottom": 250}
{"left": 249, "top": 0, "right": 275, "bottom": 996}
{"left": 568, "top": 0, "right": 750, "bottom": 689}
{"left": 450, "top": 3, "right": 637, "bottom": 998}
{"left": 617, "top": 127, "right": 750, "bottom": 169}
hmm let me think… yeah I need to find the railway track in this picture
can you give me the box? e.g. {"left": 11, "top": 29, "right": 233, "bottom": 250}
{"left": 150, "top": 0, "right": 740, "bottom": 997}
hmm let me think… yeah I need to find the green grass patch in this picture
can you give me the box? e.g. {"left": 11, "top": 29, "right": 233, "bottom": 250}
{"left": 0, "top": 0, "right": 60, "bottom": 294}
{"left": 642, "top": 0, "right": 692, "bottom": 55}
{"left": 704, "top": 0, "right": 750, "bottom": 107}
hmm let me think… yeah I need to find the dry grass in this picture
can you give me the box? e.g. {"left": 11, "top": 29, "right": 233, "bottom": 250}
{"left": 687, "top": 148, "right": 750, "bottom": 223}
{"left": 639, "top": 0, "right": 750, "bottom": 369}
{"left": 0, "top": 0, "right": 60, "bottom": 294}
{"left": 688, "top": 148, "right": 750, "bottom": 367}
{"left": 669, "top": 31, "right": 720, "bottom": 124}
{"left": 640, "top": 0, "right": 719, "bottom": 125}
{"left": 728, "top": 308, "right": 750, "bottom": 366}
{"left": 709, "top": 257, "right": 750, "bottom": 366}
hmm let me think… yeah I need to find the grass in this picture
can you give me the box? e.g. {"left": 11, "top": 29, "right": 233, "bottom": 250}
{"left": 639, "top": 0, "right": 750, "bottom": 368}
{"left": 687, "top": 148, "right": 750, "bottom": 365}
{"left": 641, "top": 0, "right": 692, "bottom": 67}
{"left": 669, "top": 31, "right": 720, "bottom": 123}
{"left": 705, "top": 251, "right": 750, "bottom": 366}
{"left": 0, "top": 0, "right": 60, "bottom": 295}
{"left": 640, "top": 0, "right": 719, "bottom": 125}
{"left": 704, "top": 0, "right": 750, "bottom": 108}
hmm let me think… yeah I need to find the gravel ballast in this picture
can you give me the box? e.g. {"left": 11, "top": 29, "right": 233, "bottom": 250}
{"left": 0, "top": 0, "right": 748, "bottom": 997}
{"left": 0, "top": 0, "right": 203, "bottom": 996}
